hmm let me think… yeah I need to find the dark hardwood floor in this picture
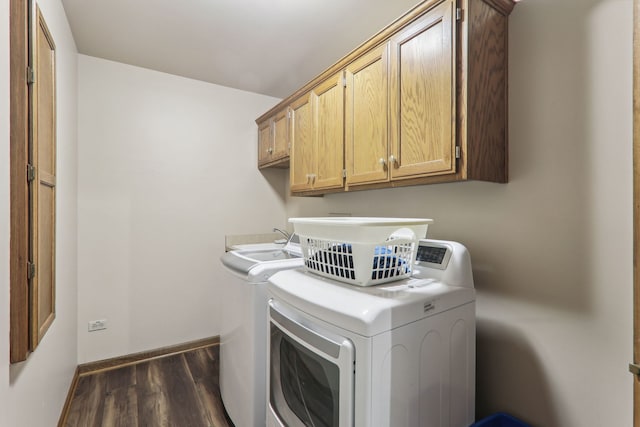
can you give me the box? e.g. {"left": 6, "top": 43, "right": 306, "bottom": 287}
{"left": 64, "top": 345, "right": 235, "bottom": 427}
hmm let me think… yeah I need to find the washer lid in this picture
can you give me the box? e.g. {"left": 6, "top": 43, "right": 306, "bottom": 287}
{"left": 220, "top": 248, "right": 304, "bottom": 283}
{"left": 268, "top": 269, "right": 475, "bottom": 337}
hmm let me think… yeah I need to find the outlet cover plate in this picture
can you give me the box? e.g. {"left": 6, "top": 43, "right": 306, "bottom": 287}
{"left": 88, "top": 319, "right": 107, "bottom": 332}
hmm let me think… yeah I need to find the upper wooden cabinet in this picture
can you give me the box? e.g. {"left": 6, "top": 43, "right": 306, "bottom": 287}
{"left": 289, "top": 93, "right": 314, "bottom": 192}
{"left": 272, "top": 109, "right": 289, "bottom": 161}
{"left": 345, "top": 43, "right": 390, "bottom": 186}
{"left": 389, "top": 1, "right": 455, "bottom": 180}
{"left": 346, "top": 2, "right": 454, "bottom": 188}
{"left": 257, "top": 118, "right": 272, "bottom": 166}
{"left": 313, "top": 72, "right": 344, "bottom": 191}
{"left": 256, "top": 0, "right": 516, "bottom": 194}
{"left": 257, "top": 107, "right": 289, "bottom": 168}
{"left": 290, "top": 72, "right": 345, "bottom": 192}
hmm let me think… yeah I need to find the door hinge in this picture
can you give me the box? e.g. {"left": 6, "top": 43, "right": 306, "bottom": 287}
{"left": 27, "top": 164, "right": 36, "bottom": 182}
{"left": 456, "top": 7, "right": 464, "bottom": 21}
{"left": 26, "top": 66, "right": 35, "bottom": 84}
{"left": 455, "top": 146, "right": 461, "bottom": 159}
{"left": 27, "top": 262, "right": 36, "bottom": 280}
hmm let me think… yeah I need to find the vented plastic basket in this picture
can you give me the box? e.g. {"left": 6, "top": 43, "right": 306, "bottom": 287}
{"left": 289, "top": 217, "right": 433, "bottom": 286}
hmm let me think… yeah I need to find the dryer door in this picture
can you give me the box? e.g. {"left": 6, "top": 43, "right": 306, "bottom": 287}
{"left": 268, "top": 299, "right": 354, "bottom": 427}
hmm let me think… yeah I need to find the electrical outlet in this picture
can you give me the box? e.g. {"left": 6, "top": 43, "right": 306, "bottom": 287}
{"left": 88, "top": 319, "right": 107, "bottom": 332}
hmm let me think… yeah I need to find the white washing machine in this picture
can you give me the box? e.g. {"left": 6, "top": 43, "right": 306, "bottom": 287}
{"left": 220, "top": 237, "right": 304, "bottom": 427}
{"left": 267, "top": 239, "right": 476, "bottom": 427}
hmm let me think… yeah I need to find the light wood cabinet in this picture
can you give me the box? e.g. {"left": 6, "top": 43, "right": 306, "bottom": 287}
{"left": 313, "top": 72, "right": 344, "bottom": 190}
{"left": 289, "top": 72, "right": 345, "bottom": 192}
{"left": 272, "top": 109, "right": 289, "bottom": 160}
{"left": 257, "top": 108, "right": 289, "bottom": 168}
{"left": 389, "top": 1, "right": 455, "bottom": 180}
{"left": 257, "top": 0, "right": 515, "bottom": 194}
{"left": 346, "top": 2, "right": 454, "bottom": 188}
{"left": 289, "top": 94, "right": 314, "bottom": 192}
{"left": 257, "top": 119, "right": 272, "bottom": 166}
{"left": 345, "top": 43, "right": 390, "bottom": 186}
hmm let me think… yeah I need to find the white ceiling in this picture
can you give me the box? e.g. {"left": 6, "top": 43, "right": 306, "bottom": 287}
{"left": 61, "top": 0, "right": 422, "bottom": 98}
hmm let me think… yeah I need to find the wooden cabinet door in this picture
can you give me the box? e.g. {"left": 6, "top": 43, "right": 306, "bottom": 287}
{"left": 345, "top": 43, "right": 390, "bottom": 186}
{"left": 272, "top": 108, "right": 289, "bottom": 160}
{"left": 31, "top": 6, "right": 56, "bottom": 347}
{"left": 289, "top": 93, "right": 315, "bottom": 192}
{"left": 389, "top": 0, "right": 456, "bottom": 179}
{"left": 313, "top": 72, "right": 344, "bottom": 190}
{"left": 257, "top": 119, "right": 272, "bottom": 166}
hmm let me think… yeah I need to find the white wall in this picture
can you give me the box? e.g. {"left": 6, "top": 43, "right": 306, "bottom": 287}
{"left": 77, "top": 56, "right": 287, "bottom": 363}
{"left": 0, "top": 0, "right": 78, "bottom": 425}
{"left": 286, "top": 0, "right": 633, "bottom": 426}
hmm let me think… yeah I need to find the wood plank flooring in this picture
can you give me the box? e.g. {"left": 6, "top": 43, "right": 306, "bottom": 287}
{"left": 64, "top": 345, "right": 234, "bottom": 427}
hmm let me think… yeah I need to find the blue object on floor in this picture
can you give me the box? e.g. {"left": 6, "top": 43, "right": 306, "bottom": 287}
{"left": 471, "top": 412, "right": 531, "bottom": 427}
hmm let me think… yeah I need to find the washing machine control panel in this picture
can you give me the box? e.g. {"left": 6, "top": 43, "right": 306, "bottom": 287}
{"left": 414, "top": 241, "right": 452, "bottom": 270}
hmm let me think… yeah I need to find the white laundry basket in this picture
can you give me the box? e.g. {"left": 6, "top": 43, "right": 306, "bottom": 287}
{"left": 289, "top": 217, "right": 433, "bottom": 286}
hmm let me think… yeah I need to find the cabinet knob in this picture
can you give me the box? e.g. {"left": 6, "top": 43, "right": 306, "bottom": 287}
{"left": 267, "top": 147, "right": 273, "bottom": 154}
{"left": 389, "top": 155, "right": 397, "bottom": 167}
{"left": 379, "top": 158, "right": 386, "bottom": 168}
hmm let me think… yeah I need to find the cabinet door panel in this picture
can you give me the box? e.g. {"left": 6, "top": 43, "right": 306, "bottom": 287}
{"left": 31, "top": 6, "right": 56, "bottom": 346}
{"left": 313, "top": 73, "right": 344, "bottom": 190}
{"left": 289, "top": 94, "right": 315, "bottom": 192}
{"left": 272, "top": 108, "right": 289, "bottom": 160}
{"left": 258, "top": 119, "right": 272, "bottom": 166}
{"left": 345, "top": 43, "right": 389, "bottom": 186}
{"left": 390, "top": 0, "right": 455, "bottom": 179}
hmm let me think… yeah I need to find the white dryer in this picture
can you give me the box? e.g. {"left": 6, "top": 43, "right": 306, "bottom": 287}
{"left": 220, "top": 237, "right": 304, "bottom": 427}
{"left": 267, "top": 239, "right": 476, "bottom": 427}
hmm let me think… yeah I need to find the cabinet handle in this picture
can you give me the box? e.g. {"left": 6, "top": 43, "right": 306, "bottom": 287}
{"left": 379, "top": 158, "right": 386, "bottom": 169}
{"left": 267, "top": 147, "right": 273, "bottom": 154}
{"left": 389, "top": 155, "right": 398, "bottom": 168}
